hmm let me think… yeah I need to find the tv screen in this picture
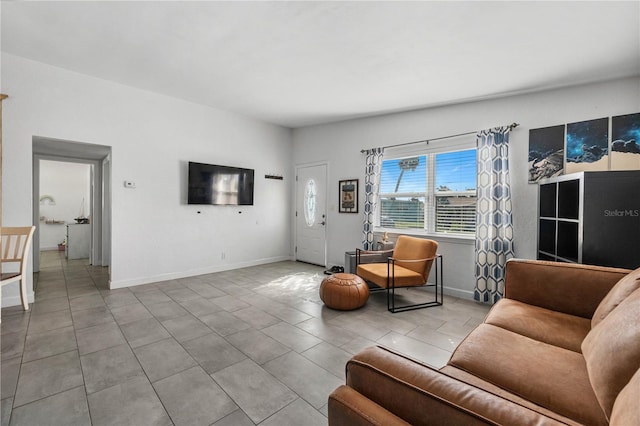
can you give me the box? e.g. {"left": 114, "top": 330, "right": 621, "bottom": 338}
{"left": 188, "top": 162, "right": 254, "bottom": 205}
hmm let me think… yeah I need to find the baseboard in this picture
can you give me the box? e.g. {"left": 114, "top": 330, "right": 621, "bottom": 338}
{"left": 1, "top": 263, "right": 474, "bottom": 304}
{"left": 109, "top": 255, "right": 292, "bottom": 289}
{"left": 442, "top": 285, "right": 475, "bottom": 301}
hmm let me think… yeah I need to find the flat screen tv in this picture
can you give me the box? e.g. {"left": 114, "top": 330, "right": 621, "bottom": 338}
{"left": 188, "top": 161, "right": 254, "bottom": 205}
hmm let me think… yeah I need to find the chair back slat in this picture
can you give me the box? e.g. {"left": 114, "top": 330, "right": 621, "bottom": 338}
{"left": 1, "top": 227, "right": 36, "bottom": 272}
{"left": 2, "top": 235, "right": 26, "bottom": 261}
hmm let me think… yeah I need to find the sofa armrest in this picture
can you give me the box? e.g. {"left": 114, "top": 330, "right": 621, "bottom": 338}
{"left": 328, "top": 385, "right": 410, "bottom": 426}
{"left": 341, "top": 346, "right": 566, "bottom": 426}
{"left": 504, "top": 259, "right": 630, "bottom": 318}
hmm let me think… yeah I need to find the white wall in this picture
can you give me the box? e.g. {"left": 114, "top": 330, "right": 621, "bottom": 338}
{"left": 292, "top": 77, "right": 640, "bottom": 300}
{"left": 2, "top": 53, "right": 293, "bottom": 306}
{"left": 39, "top": 160, "right": 91, "bottom": 250}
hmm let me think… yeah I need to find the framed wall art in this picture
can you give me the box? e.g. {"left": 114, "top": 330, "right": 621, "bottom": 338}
{"left": 528, "top": 124, "right": 565, "bottom": 183}
{"left": 527, "top": 112, "right": 640, "bottom": 179}
{"left": 611, "top": 112, "right": 640, "bottom": 170}
{"left": 566, "top": 117, "right": 609, "bottom": 174}
{"left": 339, "top": 179, "right": 358, "bottom": 213}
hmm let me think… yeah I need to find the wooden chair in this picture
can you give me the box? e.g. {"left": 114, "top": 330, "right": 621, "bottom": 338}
{"left": 356, "top": 235, "right": 442, "bottom": 313}
{"left": 1, "top": 226, "right": 36, "bottom": 311}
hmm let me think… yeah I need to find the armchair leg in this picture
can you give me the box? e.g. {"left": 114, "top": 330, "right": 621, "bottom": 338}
{"left": 387, "top": 255, "right": 443, "bottom": 313}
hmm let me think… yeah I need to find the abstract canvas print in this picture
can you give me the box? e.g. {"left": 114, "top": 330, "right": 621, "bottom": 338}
{"left": 528, "top": 124, "right": 565, "bottom": 183}
{"left": 566, "top": 117, "right": 608, "bottom": 174}
{"left": 611, "top": 112, "right": 640, "bottom": 170}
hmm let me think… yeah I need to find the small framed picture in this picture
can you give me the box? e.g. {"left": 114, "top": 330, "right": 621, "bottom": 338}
{"left": 339, "top": 179, "right": 358, "bottom": 213}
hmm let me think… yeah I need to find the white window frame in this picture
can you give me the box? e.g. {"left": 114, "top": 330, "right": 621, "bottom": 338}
{"left": 376, "top": 135, "right": 476, "bottom": 241}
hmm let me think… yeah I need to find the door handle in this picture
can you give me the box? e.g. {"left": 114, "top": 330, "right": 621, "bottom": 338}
{"left": 319, "top": 221, "right": 326, "bottom": 226}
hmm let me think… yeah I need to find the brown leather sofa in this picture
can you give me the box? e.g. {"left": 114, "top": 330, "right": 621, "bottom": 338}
{"left": 328, "top": 259, "right": 640, "bottom": 425}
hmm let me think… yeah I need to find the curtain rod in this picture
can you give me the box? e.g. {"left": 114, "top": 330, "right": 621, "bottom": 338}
{"left": 360, "top": 122, "right": 519, "bottom": 153}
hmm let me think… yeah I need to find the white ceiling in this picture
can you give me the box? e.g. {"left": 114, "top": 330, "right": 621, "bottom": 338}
{"left": 2, "top": 1, "right": 639, "bottom": 128}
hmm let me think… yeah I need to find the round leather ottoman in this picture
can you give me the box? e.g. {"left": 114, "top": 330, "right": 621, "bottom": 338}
{"left": 320, "top": 273, "right": 369, "bottom": 310}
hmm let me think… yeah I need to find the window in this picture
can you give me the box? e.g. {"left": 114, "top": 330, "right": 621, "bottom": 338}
{"left": 303, "top": 178, "right": 317, "bottom": 227}
{"left": 378, "top": 147, "right": 477, "bottom": 236}
{"left": 379, "top": 156, "right": 426, "bottom": 229}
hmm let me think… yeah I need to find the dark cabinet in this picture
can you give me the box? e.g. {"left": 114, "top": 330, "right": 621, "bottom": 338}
{"left": 537, "top": 171, "right": 640, "bottom": 269}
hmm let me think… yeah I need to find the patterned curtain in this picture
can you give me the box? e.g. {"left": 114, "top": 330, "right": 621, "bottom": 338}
{"left": 362, "top": 148, "right": 384, "bottom": 249}
{"left": 474, "top": 127, "right": 515, "bottom": 304}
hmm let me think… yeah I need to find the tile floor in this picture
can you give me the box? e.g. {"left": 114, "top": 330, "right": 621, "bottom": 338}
{"left": 1, "top": 251, "right": 490, "bottom": 426}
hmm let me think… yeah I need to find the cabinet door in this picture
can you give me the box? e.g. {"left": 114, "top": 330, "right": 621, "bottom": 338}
{"left": 557, "top": 180, "right": 580, "bottom": 219}
{"left": 583, "top": 174, "right": 640, "bottom": 269}
{"left": 557, "top": 221, "right": 579, "bottom": 262}
{"left": 67, "top": 224, "right": 91, "bottom": 260}
{"left": 539, "top": 183, "right": 556, "bottom": 218}
{"left": 538, "top": 219, "right": 556, "bottom": 256}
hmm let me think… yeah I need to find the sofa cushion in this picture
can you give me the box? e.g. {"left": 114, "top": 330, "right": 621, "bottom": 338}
{"left": 484, "top": 299, "right": 591, "bottom": 353}
{"left": 609, "top": 367, "right": 640, "bottom": 426}
{"left": 504, "top": 259, "right": 629, "bottom": 319}
{"left": 582, "top": 287, "right": 640, "bottom": 420}
{"left": 591, "top": 266, "right": 640, "bottom": 328}
{"left": 449, "top": 324, "right": 607, "bottom": 426}
{"left": 440, "top": 365, "right": 583, "bottom": 426}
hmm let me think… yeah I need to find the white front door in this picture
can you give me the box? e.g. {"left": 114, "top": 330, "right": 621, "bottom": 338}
{"left": 296, "top": 164, "right": 327, "bottom": 266}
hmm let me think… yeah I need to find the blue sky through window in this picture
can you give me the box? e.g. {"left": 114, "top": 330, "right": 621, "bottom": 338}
{"left": 380, "top": 150, "right": 476, "bottom": 193}
{"left": 436, "top": 150, "right": 476, "bottom": 191}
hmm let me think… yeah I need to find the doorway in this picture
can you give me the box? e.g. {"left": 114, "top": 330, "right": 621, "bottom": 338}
{"left": 32, "top": 137, "right": 111, "bottom": 274}
{"left": 38, "top": 160, "right": 91, "bottom": 260}
{"left": 295, "top": 163, "right": 327, "bottom": 267}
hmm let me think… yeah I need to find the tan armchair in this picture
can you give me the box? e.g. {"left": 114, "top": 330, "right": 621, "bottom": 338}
{"left": 356, "top": 235, "right": 441, "bottom": 313}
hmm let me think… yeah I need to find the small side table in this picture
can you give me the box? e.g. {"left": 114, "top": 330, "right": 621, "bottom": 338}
{"left": 376, "top": 241, "right": 394, "bottom": 251}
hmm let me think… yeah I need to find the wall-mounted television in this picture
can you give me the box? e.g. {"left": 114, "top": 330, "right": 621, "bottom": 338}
{"left": 188, "top": 161, "right": 254, "bottom": 205}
